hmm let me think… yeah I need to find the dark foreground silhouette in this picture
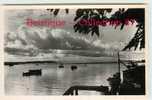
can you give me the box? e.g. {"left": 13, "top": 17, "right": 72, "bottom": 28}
{"left": 63, "top": 63, "right": 145, "bottom": 95}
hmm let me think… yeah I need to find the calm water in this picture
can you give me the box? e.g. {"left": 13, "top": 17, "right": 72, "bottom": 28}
{"left": 5, "top": 63, "right": 119, "bottom": 95}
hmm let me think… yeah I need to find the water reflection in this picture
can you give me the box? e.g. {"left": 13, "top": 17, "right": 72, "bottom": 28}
{"left": 5, "top": 63, "right": 118, "bottom": 95}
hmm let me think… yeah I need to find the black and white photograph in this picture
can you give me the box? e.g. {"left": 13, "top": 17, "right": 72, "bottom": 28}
{"left": 4, "top": 6, "right": 146, "bottom": 95}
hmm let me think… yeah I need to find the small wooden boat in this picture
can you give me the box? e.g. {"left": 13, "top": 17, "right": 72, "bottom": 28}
{"left": 58, "top": 64, "right": 64, "bottom": 68}
{"left": 71, "top": 65, "right": 77, "bottom": 71}
{"left": 23, "top": 69, "right": 42, "bottom": 76}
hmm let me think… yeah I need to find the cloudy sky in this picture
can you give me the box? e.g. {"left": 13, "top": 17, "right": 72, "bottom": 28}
{"left": 4, "top": 9, "right": 143, "bottom": 62}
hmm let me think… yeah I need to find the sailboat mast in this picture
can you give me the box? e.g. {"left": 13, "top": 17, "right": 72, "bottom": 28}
{"left": 117, "top": 52, "right": 120, "bottom": 74}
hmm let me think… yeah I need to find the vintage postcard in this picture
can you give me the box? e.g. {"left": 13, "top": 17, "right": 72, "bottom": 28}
{"left": 0, "top": 5, "right": 148, "bottom": 98}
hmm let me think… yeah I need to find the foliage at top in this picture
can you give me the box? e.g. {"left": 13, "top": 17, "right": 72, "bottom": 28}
{"left": 46, "top": 8, "right": 145, "bottom": 51}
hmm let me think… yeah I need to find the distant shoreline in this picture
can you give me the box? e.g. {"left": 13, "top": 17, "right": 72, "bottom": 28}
{"left": 4, "top": 60, "right": 144, "bottom": 66}
{"left": 4, "top": 61, "right": 118, "bottom": 66}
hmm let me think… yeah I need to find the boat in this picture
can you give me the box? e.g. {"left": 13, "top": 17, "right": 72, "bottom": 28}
{"left": 58, "top": 64, "right": 64, "bottom": 68}
{"left": 71, "top": 65, "right": 77, "bottom": 71}
{"left": 23, "top": 69, "right": 42, "bottom": 76}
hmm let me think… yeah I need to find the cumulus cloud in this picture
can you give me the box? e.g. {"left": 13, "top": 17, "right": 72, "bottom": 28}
{"left": 93, "top": 39, "right": 125, "bottom": 50}
{"left": 4, "top": 9, "right": 135, "bottom": 59}
{"left": 5, "top": 25, "right": 109, "bottom": 57}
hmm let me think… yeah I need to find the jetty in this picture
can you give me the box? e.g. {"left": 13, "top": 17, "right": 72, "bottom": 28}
{"left": 63, "top": 85, "right": 109, "bottom": 95}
